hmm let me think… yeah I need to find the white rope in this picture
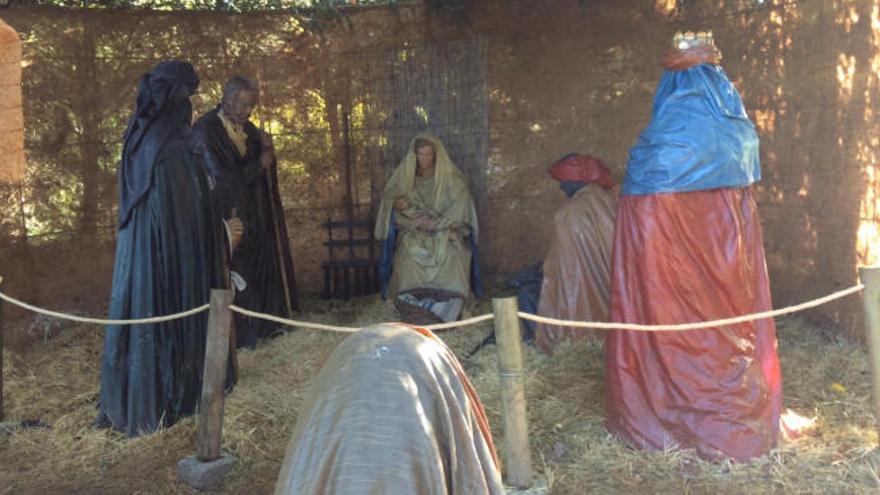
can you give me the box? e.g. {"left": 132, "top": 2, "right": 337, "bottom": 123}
{"left": 0, "top": 290, "right": 210, "bottom": 325}
{"left": 229, "top": 304, "right": 495, "bottom": 333}
{"left": 229, "top": 305, "right": 360, "bottom": 333}
{"left": 423, "top": 313, "right": 494, "bottom": 330}
{"left": 0, "top": 281, "right": 865, "bottom": 333}
{"left": 518, "top": 284, "right": 865, "bottom": 332}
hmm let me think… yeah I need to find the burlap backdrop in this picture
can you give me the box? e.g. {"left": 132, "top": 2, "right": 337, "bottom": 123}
{"left": 0, "top": 18, "right": 24, "bottom": 184}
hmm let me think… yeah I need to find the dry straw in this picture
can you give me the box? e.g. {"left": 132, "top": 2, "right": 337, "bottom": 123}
{"left": 1, "top": 294, "right": 879, "bottom": 493}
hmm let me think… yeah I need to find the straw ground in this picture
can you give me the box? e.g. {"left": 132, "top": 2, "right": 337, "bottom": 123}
{"left": 1, "top": 291, "right": 878, "bottom": 494}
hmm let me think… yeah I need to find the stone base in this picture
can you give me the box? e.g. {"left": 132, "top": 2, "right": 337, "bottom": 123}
{"left": 0, "top": 421, "right": 16, "bottom": 438}
{"left": 177, "top": 454, "right": 236, "bottom": 491}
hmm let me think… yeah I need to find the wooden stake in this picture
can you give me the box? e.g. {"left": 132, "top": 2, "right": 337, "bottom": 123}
{"left": 0, "top": 275, "right": 5, "bottom": 422}
{"left": 859, "top": 266, "right": 880, "bottom": 441}
{"left": 492, "top": 296, "right": 534, "bottom": 489}
{"left": 197, "top": 289, "right": 233, "bottom": 461}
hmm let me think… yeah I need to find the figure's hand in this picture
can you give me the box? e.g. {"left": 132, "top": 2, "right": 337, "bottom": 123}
{"left": 415, "top": 216, "right": 438, "bottom": 232}
{"left": 259, "top": 131, "right": 275, "bottom": 170}
{"left": 393, "top": 197, "right": 410, "bottom": 212}
{"left": 260, "top": 130, "right": 275, "bottom": 150}
{"left": 259, "top": 150, "right": 275, "bottom": 170}
{"left": 226, "top": 217, "right": 244, "bottom": 250}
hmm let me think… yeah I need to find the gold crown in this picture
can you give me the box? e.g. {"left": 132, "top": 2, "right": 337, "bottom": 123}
{"left": 672, "top": 30, "right": 716, "bottom": 50}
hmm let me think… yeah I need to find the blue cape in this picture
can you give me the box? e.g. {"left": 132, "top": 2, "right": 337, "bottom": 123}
{"left": 622, "top": 64, "right": 760, "bottom": 196}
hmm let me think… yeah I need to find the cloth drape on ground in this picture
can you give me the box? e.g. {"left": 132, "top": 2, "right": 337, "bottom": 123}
{"left": 535, "top": 183, "right": 616, "bottom": 353}
{"left": 605, "top": 61, "right": 782, "bottom": 462}
{"left": 275, "top": 324, "right": 503, "bottom": 495}
{"left": 469, "top": 262, "right": 542, "bottom": 356}
{"left": 193, "top": 107, "right": 298, "bottom": 349}
{"left": 97, "top": 62, "right": 232, "bottom": 437}
{"left": 509, "top": 262, "right": 544, "bottom": 343}
{"left": 375, "top": 134, "right": 479, "bottom": 300}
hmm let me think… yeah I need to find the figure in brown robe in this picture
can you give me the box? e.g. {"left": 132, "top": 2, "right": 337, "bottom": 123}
{"left": 535, "top": 154, "right": 617, "bottom": 353}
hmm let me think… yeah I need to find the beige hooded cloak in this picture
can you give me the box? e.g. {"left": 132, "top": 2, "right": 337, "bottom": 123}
{"left": 275, "top": 324, "right": 503, "bottom": 495}
{"left": 375, "top": 134, "right": 479, "bottom": 297}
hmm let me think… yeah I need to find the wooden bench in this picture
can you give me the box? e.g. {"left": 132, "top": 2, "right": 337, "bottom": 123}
{"left": 320, "top": 218, "right": 380, "bottom": 300}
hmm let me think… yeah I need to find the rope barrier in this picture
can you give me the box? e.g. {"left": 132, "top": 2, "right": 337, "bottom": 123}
{"left": 229, "top": 305, "right": 360, "bottom": 333}
{"left": 229, "top": 304, "right": 495, "bottom": 332}
{"left": 518, "top": 284, "right": 865, "bottom": 332}
{"left": 0, "top": 290, "right": 210, "bottom": 325}
{"left": 423, "top": 313, "right": 494, "bottom": 330}
{"left": 0, "top": 283, "right": 865, "bottom": 333}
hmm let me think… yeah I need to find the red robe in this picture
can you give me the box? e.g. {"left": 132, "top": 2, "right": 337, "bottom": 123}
{"left": 604, "top": 187, "right": 783, "bottom": 461}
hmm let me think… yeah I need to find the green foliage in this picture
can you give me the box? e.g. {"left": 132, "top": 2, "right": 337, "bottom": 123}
{"left": 2, "top": 5, "right": 486, "bottom": 245}
{"left": 2, "top": 9, "right": 373, "bottom": 241}
{"left": 14, "top": 0, "right": 405, "bottom": 13}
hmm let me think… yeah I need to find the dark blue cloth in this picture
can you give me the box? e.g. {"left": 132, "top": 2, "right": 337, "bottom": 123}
{"left": 508, "top": 262, "right": 542, "bottom": 343}
{"left": 559, "top": 180, "right": 586, "bottom": 198}
{"left": 379, "top": 212, "right": 398, "bottom": 300}
{"left": 468, "top": 262, "right": 540, "bottom": 356}
{"left": 97, "top": 61, "right": 232, "bottom": 437}
{"left": 97, "top": 137, "right": 228, "bottom": 437}
{"left": 118, "top": 61, "right": 200, "bottom": 228}
{"left": 622, "top": 64, "right": 760, "bottom": 196}
{"left": 470, "top": 240, "right": 483, "bottom": 298}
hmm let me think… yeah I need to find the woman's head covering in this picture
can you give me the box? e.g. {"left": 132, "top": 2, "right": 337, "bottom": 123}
{"left": 374, "top": 133, "right": 475, "bottom": 240}
{"left": 118, "top": 60, "right": 200, "bottom": 228}
{"left": 549, "top": 153, "right": 614, "bottom": 189}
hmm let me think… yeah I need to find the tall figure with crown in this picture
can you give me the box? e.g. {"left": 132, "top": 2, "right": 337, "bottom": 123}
{"left": 604, "top": 32, "right": 787, "bottom": 461}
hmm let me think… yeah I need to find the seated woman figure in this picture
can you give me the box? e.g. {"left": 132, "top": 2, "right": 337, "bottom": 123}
{"left": 375, "top": 134, "right": 479, "bottom": 322}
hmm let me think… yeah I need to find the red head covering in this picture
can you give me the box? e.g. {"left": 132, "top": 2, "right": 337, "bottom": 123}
{"left": 549, "top": 154, "right": 614, "bottom": 189}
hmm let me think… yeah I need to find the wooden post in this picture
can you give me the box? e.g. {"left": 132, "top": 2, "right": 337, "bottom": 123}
{"left": 492, "top": 296, "right": 534, "bottom": 489}
{"left": 0, "top": 275, "right": 5, "bottom": 422}
{"left": 860, "top": 266, "right": 880, "bottom": 441}
{"left": 197, "top": 289, "right": 233, "bottom": 461}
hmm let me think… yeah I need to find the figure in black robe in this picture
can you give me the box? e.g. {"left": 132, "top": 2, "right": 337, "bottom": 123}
{"left": 193, "top": 75, "right": 298, "bottom": 349}
{"left": 96, "top": 61, "right": 231, "bottom": 437}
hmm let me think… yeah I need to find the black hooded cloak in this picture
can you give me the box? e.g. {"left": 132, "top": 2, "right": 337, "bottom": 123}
{"left": 193, "top": 106, "right": 298, "bottom": 349}
{"left": 96, "top": 61, "right": 230, "bottom": 437}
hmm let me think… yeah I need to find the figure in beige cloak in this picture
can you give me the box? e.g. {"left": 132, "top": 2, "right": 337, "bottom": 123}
{"left": 375, "top": 134, "right": 479, "bottom": 322}
{"left": 274, "top": 324, "right": 503, "bottom": 495}
{"left": 535, "top": 154, "right": 617, "bottom": 353}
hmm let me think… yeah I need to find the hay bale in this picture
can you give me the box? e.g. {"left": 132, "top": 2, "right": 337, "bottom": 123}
{"left": 0, "top": 19, "right": 24, "bottom": 184}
